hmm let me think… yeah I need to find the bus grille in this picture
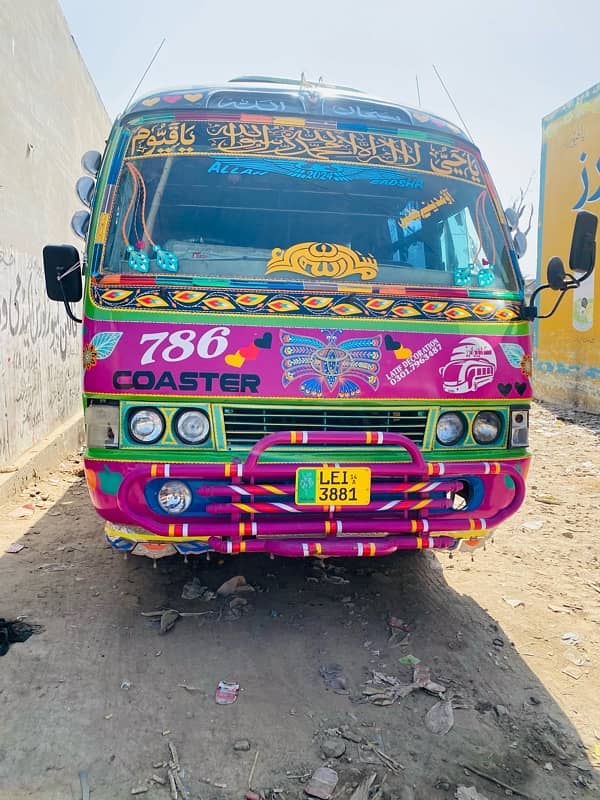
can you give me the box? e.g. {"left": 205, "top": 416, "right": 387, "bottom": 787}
{"left": 222, "top": 407, "right": 429, "bottom": 448}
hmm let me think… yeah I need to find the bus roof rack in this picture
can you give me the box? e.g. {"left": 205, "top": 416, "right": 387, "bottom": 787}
{"left": 228, "top": 75, "right": 364, "bottom": 93}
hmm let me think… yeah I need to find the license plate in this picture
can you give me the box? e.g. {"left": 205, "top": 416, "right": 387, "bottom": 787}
{"left": 295, "top": 467, "right": 371, "bottom": 506}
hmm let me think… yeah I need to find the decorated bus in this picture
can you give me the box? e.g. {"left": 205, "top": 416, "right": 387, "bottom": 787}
{"left": 43, "top": 76, "right": 597, "bottom": 560}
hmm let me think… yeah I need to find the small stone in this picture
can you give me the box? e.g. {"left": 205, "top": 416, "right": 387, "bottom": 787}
{"left": 435, "top": 778, "right": 451, "bottom": 791}
{"left": 494, "top": 704, "right": 509, "bottom": 717}
{"left": 233, "top": 739, "right": 251, "bottom": 752}
{"left": 321, "top": 737, "right": 346, "bottom": 759}
{"left": 131, "top": 788, "right": 148, "bottom": 796}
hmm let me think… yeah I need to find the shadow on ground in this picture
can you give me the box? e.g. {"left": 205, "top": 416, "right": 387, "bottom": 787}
{"left": 0, "top": 478, "right": 597, "bottom": 800}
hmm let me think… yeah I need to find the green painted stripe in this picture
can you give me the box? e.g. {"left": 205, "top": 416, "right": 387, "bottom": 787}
{"left": 87, "top": 447, "right": 529, "bottom": 464}
{"left": 85, "top": 392, "right": 530, "bottom": 409}
{"left": 83, "top": 304, "right": 528, "bottom": 336}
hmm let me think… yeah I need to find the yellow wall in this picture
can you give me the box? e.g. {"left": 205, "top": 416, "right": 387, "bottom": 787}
{"left": 536, "top": 83, "right": 600, "bottom": 411}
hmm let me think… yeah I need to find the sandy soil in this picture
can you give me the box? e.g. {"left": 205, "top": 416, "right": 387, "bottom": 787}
{"left": 0, "top": 402, "right": 598, "bottom": 800}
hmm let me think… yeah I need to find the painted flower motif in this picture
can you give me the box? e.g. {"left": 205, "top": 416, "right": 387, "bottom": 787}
{"left": 83, "top": 343, "right": 98, "bottom": 370}
{"left": 520, "top": 355, "right": 532, "bottom": 377}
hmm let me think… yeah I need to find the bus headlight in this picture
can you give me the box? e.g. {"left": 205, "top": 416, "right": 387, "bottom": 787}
{"left": 472, "top": 411, "right": 502, "bottom": 444}
{"left": 510, "top": 408, "right": 529, "bottom": 447}
{"left": 157, "top": 481, "right": 192, "bottom": 514}
{"left": 174, "top": 409, "right": 210, "bottom": 444}
{"left": 436, "top": 412, "right": 465, "bottom": 446}
{"left": 86, "top": 401, "right": 120, "bottom": 448}
{"left": 128, "top": 408, "right": 165, "bottom": 444}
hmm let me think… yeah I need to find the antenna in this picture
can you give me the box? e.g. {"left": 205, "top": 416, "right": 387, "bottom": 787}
{"left": 124, "top": 38, "right": 166, "bottom": 110}
{"left": 432, "top": 63, "right": 473, "bottom": 140}
{"left": 415, "top": 74, "right": 422, "bottom": 107}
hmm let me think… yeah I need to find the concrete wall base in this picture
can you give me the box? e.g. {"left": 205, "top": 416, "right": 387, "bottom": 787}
{"left": 0, "top": 412, "right": 84, "bottom": 506}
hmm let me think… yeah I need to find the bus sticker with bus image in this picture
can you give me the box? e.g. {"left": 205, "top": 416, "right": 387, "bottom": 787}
{"left": 439, "top": 336, "right": 497, "bottom": 394}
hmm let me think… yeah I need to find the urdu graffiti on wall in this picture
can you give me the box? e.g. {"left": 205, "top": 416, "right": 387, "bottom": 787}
{"left": 0, "top": 246, "right": 80, "bottom": 463}
{"left": 0, "top": 251, "right": 77, "bottom": 360}
{"left": 573, "top": 151, "right": 600, "bottom": 209}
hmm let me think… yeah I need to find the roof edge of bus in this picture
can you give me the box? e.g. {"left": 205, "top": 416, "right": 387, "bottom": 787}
{"left": 120, "top": 77, "right": 472, "bottom": 144}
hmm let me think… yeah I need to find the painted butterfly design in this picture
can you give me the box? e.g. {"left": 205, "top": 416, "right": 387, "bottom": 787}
{"left": 280, "top": 329, "right": 381, "bottom": 398}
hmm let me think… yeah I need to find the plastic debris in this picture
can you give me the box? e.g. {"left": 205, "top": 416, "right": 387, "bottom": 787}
{"left": 561, "top": 666, "right": 583, "bottom": 680}
{"left": 319, "top": 663, "right": 349, "bottom": 695}
{"left": 216, "top": 575, "right": 255, "bottom": 596}
{"left": 159, "top": 609, "right": 180, "bottom": 635}
{"left": 455, "top": 787, "right": 489, "bottom": 800}
{"left": 234, "top": 739, "right": 251, "bottom": 752}
{"left": 0, "top": 619, "right": 35, "bottom": 657}
{"left": 548, "top": 604, "right": 572, "bottom": 614}
{"left": 348, "top": 773, "right": 377, "bottom": 800}
{"left": 502, "top": 596, "right": 524, "bottom": 608}
{"left": 130, "top": 788, "right": 148, "bottom": 795}
{"left": 8, "top": 503, "right": 35, "bottom": 519}
{"left": 534, "top": 493, "right": 562, "bottom": 505}
{"left": 388, "top": 616, "right": 405, "bottom": 630}
{"left": 565, "top": 651, "right": 586, "bottom": 667}
{"left": 362, "top": 667, "right": 446, "bottom": 705}
{"left": 181, "top": 577, "right": 215, "bottom": 601}
{"left": 339, "top": 726, "right": 364, "bottom": 744}
{"left": 178, "top": 684, "right": 202, "bottom": 693}
{"left": 561, "top": 631, "right": 582, "bottom": 645}
{"left": 4, "top": 542, "right": 25, "bottom": 554}
{"left": 362, "top": 741, "right": 404, "bottom": 773}
{"left": 79, "top": 770, "right": 90, "bottom": 800}
{"left": 521, "top": 519, "right": 544, "bottom": 530}
{"left": 304, "top": 766, "right": 338, "bottom": 799}
{"left": 398, "top": 654, "right": 420, "bottom": 667}
{"left": 322, "top": 573, "right": 350, "bottom": 585}
{"left": 425, "top": 698, "right": 454, "bottom": 735}
{"left": 215, "top": 680, "right": 240, "bottom": 704}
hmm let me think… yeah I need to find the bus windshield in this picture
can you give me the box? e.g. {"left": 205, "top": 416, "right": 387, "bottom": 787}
{"left": 102, "top": 121, "right": 518, "bottom": 291}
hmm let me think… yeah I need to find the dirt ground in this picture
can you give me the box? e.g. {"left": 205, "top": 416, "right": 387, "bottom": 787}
{"left": 1, "top": 401, "right": 599, "bottom": 800}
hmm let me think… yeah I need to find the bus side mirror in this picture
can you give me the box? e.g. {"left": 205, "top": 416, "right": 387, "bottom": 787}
{"left": 569, "top": 210, "right": 597, "bottom": 279}
{"left": 43, "top": 245, "right": 82, "bottom": 303}
{"left": 524, "top": 211, "right": 598, "bottom": 321}
{"left": 547, "top": 256, "right": 567, "bottom": 290}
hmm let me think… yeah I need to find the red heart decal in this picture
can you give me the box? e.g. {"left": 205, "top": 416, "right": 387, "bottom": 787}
{"left": 163, "top": 94, "right": 182, "bottom": 104}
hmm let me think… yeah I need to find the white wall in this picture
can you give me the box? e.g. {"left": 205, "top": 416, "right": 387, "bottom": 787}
{"left": 0, "top": 0, "right": 110, "bottom": 463}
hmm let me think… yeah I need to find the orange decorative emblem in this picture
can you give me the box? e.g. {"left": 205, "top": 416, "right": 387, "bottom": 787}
{"left": 266, "top": 242, "right": 378, "bottom": 281}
